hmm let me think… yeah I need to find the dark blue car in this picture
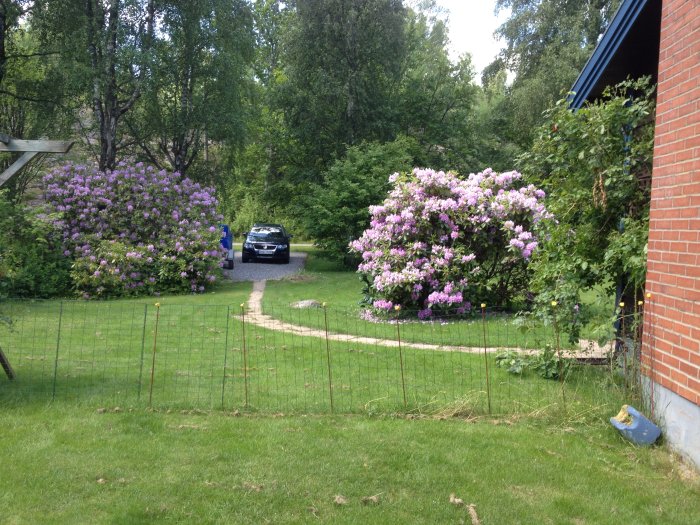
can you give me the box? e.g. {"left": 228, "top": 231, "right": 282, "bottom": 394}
{"left": 241, "top": 223, "right": 292, "bottom": 264}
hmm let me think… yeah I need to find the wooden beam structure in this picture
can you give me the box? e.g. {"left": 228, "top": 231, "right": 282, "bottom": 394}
{"left": 0, "top": 137, "right": 74, "bottom": 189}
{"left": 0, "top": 139, "right": 74, "bottom": 154}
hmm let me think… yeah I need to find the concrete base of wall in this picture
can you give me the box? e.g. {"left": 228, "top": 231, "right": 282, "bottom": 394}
{"left": 643, "top": 377, "right": 700, "bottom": 471}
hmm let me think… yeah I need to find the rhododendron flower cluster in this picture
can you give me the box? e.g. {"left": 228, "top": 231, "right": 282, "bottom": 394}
{"left": 43, "top": 162, "right": 223, "bottom": 298}
{"left": 350, "top": 168, "right": 552, "bottom": 317}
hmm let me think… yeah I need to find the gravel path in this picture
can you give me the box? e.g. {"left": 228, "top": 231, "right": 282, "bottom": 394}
{"left": 242, "top": 281, "right": 609, "bottom": 357}
{"left": 243, "top": 280, "right": 491, "bottom": 354}
{"left": 230, "top": 254, "right": 608, "bottom": 359}
{"left": 223, "top": 251, "right": 307, "bottom": 282}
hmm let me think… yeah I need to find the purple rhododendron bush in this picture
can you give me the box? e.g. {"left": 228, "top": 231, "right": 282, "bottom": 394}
{"left": 349, "top": 168, "right": 552, "bottom": 318}
{"left": 43, "top": 162, "right": 223, "bottom": 298}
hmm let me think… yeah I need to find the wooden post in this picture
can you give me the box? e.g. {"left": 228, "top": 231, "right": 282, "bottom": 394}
{"left": 0, "top": 346, "right": 15, "bottom": 380}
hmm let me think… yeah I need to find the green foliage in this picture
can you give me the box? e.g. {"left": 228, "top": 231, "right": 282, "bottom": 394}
{"left": 126, "top": 0, "right": 255, "bottom": 178}
{"left": 230, "top": 193, "right": 271, "bottom": 235}
{"left": 0, "top": 192, "right": 71, "bottom": 298}
{"left": 471, "top": 74, "right": 523, "bottom": 173}
{"left": 519, "top": 77, "right": 655, "bottom": 337}
{"left": 69, "top": 239, "right": 218, "bottom": 298}
{"left": 396, "top": 9, "right": 480, "bottom": 173}
{"left": 495, "top": 345, "right": 571, "bottom": 380}
{"left": 494, "top": 350, "right": 529, "bottom": 375}
{"left": 32, "top": 0, "right": 158, "bottom": 170}
{"left": 264, "top": 0, "right": 483, "bottom": 199}
{"left": 278, "top": 0, "right": 407, "bottom": 168}
{"left": 531, "top": 344, "right": 571, "bottom": 380}
{"left": 303, "top": 137, "right": 415, "bottom": 264}
{"left": 491, "top": 0, "right": 622, "bottom": 146}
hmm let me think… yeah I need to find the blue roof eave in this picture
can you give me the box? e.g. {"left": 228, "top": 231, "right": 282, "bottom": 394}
{"left": 569, "top": 0, "right": 651, "bottom": 108}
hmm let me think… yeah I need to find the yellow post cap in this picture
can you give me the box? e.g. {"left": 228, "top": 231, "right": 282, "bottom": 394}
{"left": 480, "top": 303, "right": 486, "bottom": 308}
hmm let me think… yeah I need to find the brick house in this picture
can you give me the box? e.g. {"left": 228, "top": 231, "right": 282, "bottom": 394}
{"left": 571, "top": 0, "right": 699, "bottom": 469}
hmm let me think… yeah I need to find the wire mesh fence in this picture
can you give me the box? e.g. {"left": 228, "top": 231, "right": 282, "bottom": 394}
{"left": 0, "top": 300, "right": 636, "bottom": 415}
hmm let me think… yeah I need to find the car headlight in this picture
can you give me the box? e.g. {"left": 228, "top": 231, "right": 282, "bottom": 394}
{"left": 244, "top": 242, "right": 252, "bottom": 249}
{"left": 278, "top": 244, "right": 288, "bottom": 250}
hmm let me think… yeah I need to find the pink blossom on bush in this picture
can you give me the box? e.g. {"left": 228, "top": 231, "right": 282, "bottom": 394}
{"left": 350, "top": 168, "right": 552, "bottom": 317}
{"left": 43, "top": 162, "right": 223, "bottom": 298}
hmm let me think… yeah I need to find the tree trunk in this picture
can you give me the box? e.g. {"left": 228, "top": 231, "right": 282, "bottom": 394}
{"left": 87, "top": 0, "right": 154, "bottom": 171}
{"left": 0, "top": 2, "right": 8, "bottom": 88}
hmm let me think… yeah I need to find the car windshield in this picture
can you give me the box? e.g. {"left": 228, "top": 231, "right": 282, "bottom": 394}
{"left": 247, "top": 231, "right": 286, "bottom": 243}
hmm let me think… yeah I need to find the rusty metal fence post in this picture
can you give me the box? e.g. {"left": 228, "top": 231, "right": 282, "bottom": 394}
{"left": 322, "top": 303, "right": 334, "bottom": 412}
{"left": 148, "top": 302, "right": 161, "bottom": 408}
{"left": 240, "top": 303, "right": 249, "bottom": 408}
{"left": 221, "top": 305, "right": 231, "bottom": 409}
{"left": 481, "top": 303, "right": 492, "bottom": 414}
{"left": 394, "top": 305, "right": 407, "bottom": 408}
{"left": 51, "top": 301, "right": 64, "bottom": 401}
{"left": 137, "top": 303, "right": 148, "bottom": 401}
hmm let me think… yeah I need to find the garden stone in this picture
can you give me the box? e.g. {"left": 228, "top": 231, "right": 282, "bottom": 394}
{"left": 291, "top": 300, "right": 322, "bottom": 309}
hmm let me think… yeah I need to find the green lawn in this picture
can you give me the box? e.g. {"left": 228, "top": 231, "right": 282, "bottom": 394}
{"left": 0, "top": 250, "right": 628, "bottom": 415}
{"left": 1, "top": 296, "right": 622, "bottom": 415}
{"left": 1, "top": 251, "right": 695, "bottom": 524}
{"left": 0, "top": 404, "right": 697, "bottom": 524}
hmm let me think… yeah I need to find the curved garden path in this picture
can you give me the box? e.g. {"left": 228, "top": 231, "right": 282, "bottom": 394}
{"left": 243, "top": 280, "right": 610, "bottom": 358}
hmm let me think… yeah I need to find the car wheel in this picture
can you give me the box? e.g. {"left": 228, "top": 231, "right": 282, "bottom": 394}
{"left": 283, "top": 255, "right": 290, "bottom": 264}
{"left": 242, "top": 255, "right": 250, "bottom": 263}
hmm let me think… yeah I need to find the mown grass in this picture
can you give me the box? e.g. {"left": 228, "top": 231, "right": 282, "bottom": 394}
{"left": 1, "top": 250, "right": 696, "bottom": 524}
{"left": 0, "top": 298, "right": 621, "bottom": 415}
{"left": 0, "top": 403, "right": 698, "bottom": 524}
{"left": 0, "top": 279, "right": 249, "bottom": 405}
{"left": 0, "top": 249, "right": 626, "bottom": 414}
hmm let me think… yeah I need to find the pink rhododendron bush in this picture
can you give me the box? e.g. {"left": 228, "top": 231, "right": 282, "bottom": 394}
{"left": 349, "top": 168, "right": 552, "bottom": 318}
{"left": 43, "top": 162, "right": 223, "bottom": 298}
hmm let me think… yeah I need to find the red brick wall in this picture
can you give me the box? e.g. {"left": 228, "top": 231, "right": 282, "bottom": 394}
{"left": 642, "top": 0, "right": 700, "bottom": 406}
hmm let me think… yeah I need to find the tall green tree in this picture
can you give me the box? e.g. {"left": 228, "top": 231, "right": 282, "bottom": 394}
{"left": 125, "top": 0, "right": 254, "bottom": 179}
{"left": 397, "top": 7, "right": 479, "bottom": 173}
{"left": 0, "top": 3, "right": 69, "bottom": 198}
{"left": 491, "top": 0, "right": 621, "bottom": 146}
{"left": 303, "top": 136, "right": 416, "bottom": 263}
{"left": 0, "top": 1, "right": 32, "bottom": 88}
{"left": 277, "top": 0, "right": 407, "bottom": 175}
{"left": 32, "top": 0, "right": 155, "bottom": 171}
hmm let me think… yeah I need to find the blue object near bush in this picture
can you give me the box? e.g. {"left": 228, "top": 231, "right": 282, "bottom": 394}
{"left": 610, "top": 405, "right": 661, "bottom": 445}
{"left": 220, "top": 224, "right": 234, "bottom": 269}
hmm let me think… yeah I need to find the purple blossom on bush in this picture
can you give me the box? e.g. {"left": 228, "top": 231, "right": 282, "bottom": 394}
{"left": 349, "top": 168, "right": 552, "bottom": 317}
{"left": 43, "top": 162, "right": 223, "bottom": 298}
